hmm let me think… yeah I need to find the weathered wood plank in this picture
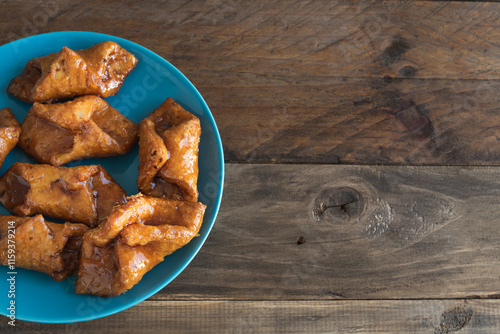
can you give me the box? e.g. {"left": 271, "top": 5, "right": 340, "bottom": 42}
{"left": 156, "top": 164, "right": 500, "bottom": 300}
{"left": 213, "top": 77, "right": 500, "bottom": 164}
{"left": 1, "top": 1, "right": 500, "bottom": 164}
{"left": 6, "top": 299, "right": 500, "bottom": 333}
{"left": 2, "top": 1, "right": 499, "bottom": 81}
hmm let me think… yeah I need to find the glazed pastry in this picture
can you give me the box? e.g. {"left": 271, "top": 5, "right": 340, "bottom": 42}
{"left": 76, "top": 194, "right": 206, "bottom": 296}
{"left": 138, "top": 98, "right": 201, "bottom": 202}
{"left": 0, "top": 214, "right": 88, "bottom": 281}
{"left": 7, "top": 41, "right": 137, "bottom": 103}
{"left": 0, "top": 108, "right": 21, "bottom": 168}
{"left": 19, "top": 95, "right": 138, "bottom": 166}
{"left": 0, "top": 163, "right": 127, "bottom": 227}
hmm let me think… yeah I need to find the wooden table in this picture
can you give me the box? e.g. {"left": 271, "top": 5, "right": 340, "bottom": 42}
{"left": 2, "top": 0, "right": 500, "bottom": 332}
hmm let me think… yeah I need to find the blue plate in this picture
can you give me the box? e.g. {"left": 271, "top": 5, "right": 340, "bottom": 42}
{"left": 0, "top": 31, "right": 224, "bottom": 323}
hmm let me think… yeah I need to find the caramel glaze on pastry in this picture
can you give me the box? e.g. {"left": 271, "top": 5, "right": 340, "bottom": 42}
{"left": 0, "top": 163, "right": 127, "bottom": 228}
{"left": 138, "top": 98, "right": 201, "bottom": 202}
{"left": 0, "top": 214, "right": 88, "bottom": 281}
{"left": 7, "top": 41, "right": 137, "bottom": 103}
{"left": 19, "top": 95, "right": 138, "bottom": 166}
{"left": 76, "top": 194, "right": 206, "bottom": 296}
{"left": 0, "top": 108, "right": 21, "bottom": 169}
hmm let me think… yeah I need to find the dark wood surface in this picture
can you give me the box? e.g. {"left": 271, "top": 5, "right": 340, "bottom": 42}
{"left": 2, "top": 0, "right": 500, "bottom": 333}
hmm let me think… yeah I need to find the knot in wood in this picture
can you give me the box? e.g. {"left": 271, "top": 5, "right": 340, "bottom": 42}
{"left": 435, "top": 304, "right": 473, "bottom": 334}
{"left": 398, "top": 65, "right": 416, "bottom": 77}
{"left": 381, "top": 37, "right": 410, "bottom": 66}
{"left": 312, "top": 187, "right": 363, "bottom": 222}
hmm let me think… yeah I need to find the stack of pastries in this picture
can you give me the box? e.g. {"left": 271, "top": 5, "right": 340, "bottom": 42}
{"left": 0, "top": 41, "right": 206, "bottom": 296}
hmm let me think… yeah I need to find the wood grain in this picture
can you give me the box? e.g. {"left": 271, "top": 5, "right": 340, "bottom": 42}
{"left": 214, "top": 77, "right": 500, "bottom": 164}
{"left": 2, "top": 1, "right": 498, "bottom": 80}
{"left": 155, "top": 164, "right": 500, "bottom": 300}
{"left": 1, "top": 0, "right": 500, "bottom": 331}
{"left": 1, "top": 1, "right": 500, "bottom": 164}
{"left": 6, "top": 299, "right": 500, "bottom": 333}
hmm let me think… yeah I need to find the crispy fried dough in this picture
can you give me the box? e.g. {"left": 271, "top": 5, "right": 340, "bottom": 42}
{"left": 0, "top": 163, "right": 127, "bottom": 227}
{"left": 0, "top": 214, "right": 88, "bottom": 281}
{"left": 0, "top": 108, "right": 21, "bottom": 169}
{"left": 76, "top": 194, "right": 206, "bottom": 296}
{"left": 7, "top": 41, "right": 137, "bottom": 103}
{"left": 138, "top": 98, "right": 201, "bottom": 202}
{"left": 19, "top": 96, "right": 138, "bottom": 166}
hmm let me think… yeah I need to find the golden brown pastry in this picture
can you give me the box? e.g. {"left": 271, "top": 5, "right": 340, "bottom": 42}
{"left": 138, "top": 98, "right": 201, "bottom": 202}
{"left": 0, "top": 108, "right": 21, "bottom": 168}
{"left": 7, "top": 41, "right": 137, "bottom": 103}
{"left": 0, "top": 163, "right": 127, "bottom": 227}
{"left": 76, "top": 194, "right": 206, "bottom": 296}
{"left": 0, "top": 214, "right": 88, "bottom": 281}
{"left": 19, "top": 95, "right": 138, "bottom": 166}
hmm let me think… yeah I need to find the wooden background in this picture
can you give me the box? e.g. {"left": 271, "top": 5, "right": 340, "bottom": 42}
{"left": 2, "top": 0, "right": 500, "bottom": 333}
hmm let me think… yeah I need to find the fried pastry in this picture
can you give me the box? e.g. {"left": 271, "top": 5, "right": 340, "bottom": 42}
{"left": 0, "top": 214, "right": 88, "bottom": 281}
{"left": 76, "top": 194, "right": 206, "bottom": 296}
{"left": 0, "top": 108, "right": 21, "bottom": 169}
{"left": 138, "top": 98, "right": 201, "bottom": 202}
{"left": 19, "top": 95, "right": 138, "bottom": 166}
{"left": 0, "top": 163, "right": 127, "bottom": 227}
{"left": 7, "top": 41, "right": 137, "bottom": 103}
